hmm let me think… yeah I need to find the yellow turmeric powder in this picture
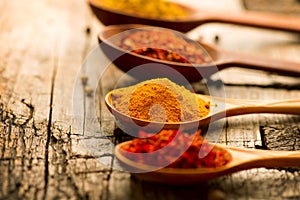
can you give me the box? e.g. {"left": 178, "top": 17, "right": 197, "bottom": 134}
{"left": 111, "top": 78, "right": 210, "bottom": 123}
{"left": 96, "top": 0, "right": 189, "bottom": 20}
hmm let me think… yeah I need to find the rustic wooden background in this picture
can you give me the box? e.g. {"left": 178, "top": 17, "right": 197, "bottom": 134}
{"left": 0, "top": 0, "right": 300, "bottom": 199}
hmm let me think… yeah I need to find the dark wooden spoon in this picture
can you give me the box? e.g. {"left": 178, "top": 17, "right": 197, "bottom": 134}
{"left": 98, "top": 24, "right": 300, "bottom": 82}
{"left": 88, "top": 0, "right": 300, "bottom": 33}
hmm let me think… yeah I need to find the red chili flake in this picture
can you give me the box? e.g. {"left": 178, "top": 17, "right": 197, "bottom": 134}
{"left": 118, "top": 29, "right": 212, "bottom": 65}
{"left": 120, "top": 130, "right": 232, "bottom": 168}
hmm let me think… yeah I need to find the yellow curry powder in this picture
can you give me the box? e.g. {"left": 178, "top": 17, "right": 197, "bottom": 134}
{"left": 111, "top": 78, "right": 210, "bottom": 123}
{"left": 97, "top": 0, "right": 189, "bottom": 19}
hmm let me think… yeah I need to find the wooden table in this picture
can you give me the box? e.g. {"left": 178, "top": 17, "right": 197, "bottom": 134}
{"left": 1, "top": 0, "right": 300, "bottom": 199}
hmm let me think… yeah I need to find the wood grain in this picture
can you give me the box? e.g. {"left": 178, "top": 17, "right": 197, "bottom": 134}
{"left": 0, "top": 0, "right": 300, "bottom": 199}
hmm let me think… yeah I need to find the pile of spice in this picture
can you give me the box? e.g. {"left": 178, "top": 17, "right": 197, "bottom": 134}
{"left": 120, "top": 130, "right": 232, "bottom": 168}
{"left": 97, "top": 0, "right": 188, "bottom": 20}
{"left": 118, "top": 29, "right": 212, "bottom": 64}
{"left": 111, "top": 78, "right": 210, "bottom": 122}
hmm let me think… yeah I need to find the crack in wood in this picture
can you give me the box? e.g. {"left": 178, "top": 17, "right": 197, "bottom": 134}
{"left": 49, "top": 125, "right": 86, "bottom": 200}
{"left": 42, "top": 55, "right": 57, "bottom": 200}
{"left": 0, "top": 95, "right": 37, "bottom": 199}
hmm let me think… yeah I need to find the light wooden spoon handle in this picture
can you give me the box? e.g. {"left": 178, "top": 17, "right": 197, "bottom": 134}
{"left": 226, "top": 146, "right": 300, "bottom": 170}
{"left": 225, "top": 98, "right": 300, "bottom": 117}
{"left": 201, "top": 95, "right": 300, "bottom": 123}
{"left": 204, "top": 11, "right": 300, "bottom": 33}
{"left": 220, "top": 51, "right": 300, "bottom": 77}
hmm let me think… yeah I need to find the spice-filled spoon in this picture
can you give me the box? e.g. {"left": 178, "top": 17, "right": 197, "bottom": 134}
{"left": 115, "top": 141, "right": 300, "bottom": 184}
{"left": 88, "top": 0, "right": 300, "bottom": 33}
{"left": 105, "top": 90, "right": 300, "bottom": 131}
{"left": 98, "top": 24, "right": 300, "bottom": 82}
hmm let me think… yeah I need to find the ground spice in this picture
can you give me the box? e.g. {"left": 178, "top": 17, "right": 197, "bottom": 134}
{"left": 118, "top": 29, "right": 212, "bottom": 64}
{"left": 120, "top": 129, "right": 232, "bottom": 168}
{"left": 97, "top": 0, "right": 188, "bottom": 20}
{"left": 111, "top": 78, "right": 210, "bottom": 122}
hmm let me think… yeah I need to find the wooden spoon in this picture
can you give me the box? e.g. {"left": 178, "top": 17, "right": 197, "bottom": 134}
{"left": 115, "top": 141, "right": 300, "bottom": 184}
{"left": 98, "top": 24, "right": 300, "bottom": 82}
{"left": 105, "top": 90, "right": 300, "bottom": 131}
{"left": 88, "top": 0, "right": 300, "bottom": 33}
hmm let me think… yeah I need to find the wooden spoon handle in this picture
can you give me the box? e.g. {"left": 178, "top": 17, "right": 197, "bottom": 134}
{"left": 227, "top": 146, "right": 300, "bottom": 169}
{"left": 207, "top": 11, "right": 300, "bottom": 33}
{"left": 225, "top": 99, "right": 300, "bottom": 117}
{"left": 220, "top": 51, "right": 300, "bottom": 77}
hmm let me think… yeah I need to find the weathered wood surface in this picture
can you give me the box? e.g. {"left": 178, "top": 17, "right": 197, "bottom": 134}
{"left": 0, "top": 0, "right": 300, "bottom": 199}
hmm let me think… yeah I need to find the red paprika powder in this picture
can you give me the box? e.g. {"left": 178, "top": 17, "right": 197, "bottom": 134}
{"left": 120, "top": 130, "right": 232, "bottom": 168}
{"left": 118, "top": 29, "right": 212, "bottom": 65}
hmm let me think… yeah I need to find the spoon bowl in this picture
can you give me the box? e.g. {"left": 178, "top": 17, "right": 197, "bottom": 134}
{"left": 88, "top": 0, "right": 201, "bottom": 32}
{"left": 88, "top": 0, "right": 300, "bottom": 33}
{"left": 98, "top": 24, "right": 217, "bottom": 82}
{"left": 105, "top": 89, "right": 300, "bottom": 132}
{"left": 115, "top": 141, "right": 300, "bottom": 184}
{"left": 98, "top": 24, "right": 300, "bottom": 82}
